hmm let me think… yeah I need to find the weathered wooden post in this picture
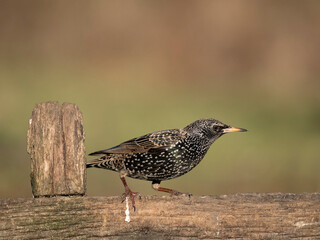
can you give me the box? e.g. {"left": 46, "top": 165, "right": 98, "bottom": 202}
{"left": 27, "top": 101, "right": 86, "bottom": 197}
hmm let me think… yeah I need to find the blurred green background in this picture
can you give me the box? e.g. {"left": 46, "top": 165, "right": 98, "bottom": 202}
{"left": 0, "top": 1, "right": 319, "bottom": 198}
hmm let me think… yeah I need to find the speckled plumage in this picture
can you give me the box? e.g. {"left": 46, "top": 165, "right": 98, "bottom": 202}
{"left": 87, "top": 118, "right": 247, "bottom": 210}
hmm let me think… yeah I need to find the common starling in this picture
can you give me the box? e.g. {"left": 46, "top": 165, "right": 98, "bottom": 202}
{"left": 87, "top": 118, "right": 247, "bottom": 210}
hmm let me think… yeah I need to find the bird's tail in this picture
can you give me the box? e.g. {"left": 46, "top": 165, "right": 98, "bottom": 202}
{"left": 86, "top": 160, "right": 106, "bottom": 168}
{"left": 86, "top": 162, "right": 97, "bottom": 168}
{"left": 86, "top": 157, "right": 114, "bottom": 170}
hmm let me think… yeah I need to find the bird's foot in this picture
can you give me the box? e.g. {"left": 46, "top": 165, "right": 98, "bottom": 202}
{"left": 121, "top": 189, "right": 141, "bottom": 211}
{"left": 171, "top": 190, "right": 192, "bottom": 198}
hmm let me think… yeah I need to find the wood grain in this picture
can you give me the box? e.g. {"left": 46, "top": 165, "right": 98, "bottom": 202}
{"left": 0, "top": 193, "right": 319, "bottom": 239}
{"left": 27, "top": 101, "right": 86, "bottom": 197}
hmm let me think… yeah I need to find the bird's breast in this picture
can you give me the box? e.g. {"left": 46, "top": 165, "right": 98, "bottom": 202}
{"left": 123, "top": 139, "right": 211, "bottom": 181}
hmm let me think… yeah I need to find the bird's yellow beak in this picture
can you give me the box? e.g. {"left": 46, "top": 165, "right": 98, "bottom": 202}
{"left": 223, "top": 126, "right": 247, "bottom": 133}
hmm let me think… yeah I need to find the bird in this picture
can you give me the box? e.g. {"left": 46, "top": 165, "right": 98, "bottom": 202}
{"left": 87, "top": 118, "right": 247, "bottom": 210}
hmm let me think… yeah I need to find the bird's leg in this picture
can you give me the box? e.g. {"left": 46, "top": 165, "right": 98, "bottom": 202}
{"left": 152, "top": 181, "right": 192, "bottom": 197}
{"left": 120, "top": 172, "right": 140, "bottom": 211}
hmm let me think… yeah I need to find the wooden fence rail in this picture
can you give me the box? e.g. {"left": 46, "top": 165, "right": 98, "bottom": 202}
{"left": 0, "top": 102, "right": 319, "bottom": 239}
{"left": 1, "top": 194, "right": 319, "bottom": 239}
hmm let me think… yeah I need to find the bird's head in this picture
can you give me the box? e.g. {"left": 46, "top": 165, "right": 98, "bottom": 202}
{"left": 184, "top": 118, "right": 247, "bottom": 142}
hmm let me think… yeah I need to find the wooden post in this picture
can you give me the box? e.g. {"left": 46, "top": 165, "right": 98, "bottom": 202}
{"left": 27, "top": 101, "right": 86, "bottom": 197}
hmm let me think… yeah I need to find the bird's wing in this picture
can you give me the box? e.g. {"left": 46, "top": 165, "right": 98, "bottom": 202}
{"left": 89, "top": 129, "right": 183, "bottom": 155}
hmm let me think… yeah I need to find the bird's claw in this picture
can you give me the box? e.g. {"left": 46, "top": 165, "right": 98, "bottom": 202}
{"left": 121, "top": 191, "right": 141, "bottom": 201}
{"left": 121, "top": 190, "right": 141, "bottom": 211}
{"left": 184, "top": 193, "right": 193, "bottom": 198}
{"left": 171, "top": 190, "right": 192, "bottom": 198}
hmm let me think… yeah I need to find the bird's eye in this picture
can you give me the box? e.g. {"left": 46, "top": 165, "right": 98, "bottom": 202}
{"left": 213, "top": 125, "right": 222, "bottom": 132}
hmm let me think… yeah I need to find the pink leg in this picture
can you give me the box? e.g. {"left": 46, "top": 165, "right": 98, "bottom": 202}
{"left": 120, "top": 176, "right": 140, "bottom": 211}
{"left": 152, "top": 182, "right": 192, "bottom": 197}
